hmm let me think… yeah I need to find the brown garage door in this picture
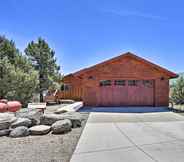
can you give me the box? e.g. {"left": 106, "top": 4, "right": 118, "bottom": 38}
{"left": 98, "top": 80, "right": 154, "bottom": 106}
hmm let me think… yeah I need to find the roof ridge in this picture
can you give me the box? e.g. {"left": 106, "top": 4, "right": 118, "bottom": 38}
{"left": 66, "top": 52, "right": 178, "bottom": 79}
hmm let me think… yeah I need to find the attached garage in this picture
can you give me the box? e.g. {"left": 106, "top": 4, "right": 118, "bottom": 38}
{"left": 61, "top": 52, "right": 178, "bottom": 107}
{"left": 98, "top": 79, "right": 154, "bottom": 106}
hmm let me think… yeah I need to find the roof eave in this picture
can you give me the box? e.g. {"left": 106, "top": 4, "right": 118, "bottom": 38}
{"left": 64, "top": 52, "right": 179, "bottom": 79}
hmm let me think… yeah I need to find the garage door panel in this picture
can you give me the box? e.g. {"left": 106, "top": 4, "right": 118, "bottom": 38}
{"left": 100, "top": 87, "right": 114, "bottom": 106}
{"left": 127, "top": 81, "right": 152, "bottom": 106}
{"left": 98, "top": 80, "right": 154, "bottom": 106}
{"left": 127, "top": 86, "right": 139, "bottom": 106}
{"left": 112, "top": 86, "right": 128, "bottom": 106}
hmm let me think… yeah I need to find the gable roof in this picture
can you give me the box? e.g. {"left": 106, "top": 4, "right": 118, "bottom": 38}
{"left": 66, "top": 52, "right": 178, "bottom": 79}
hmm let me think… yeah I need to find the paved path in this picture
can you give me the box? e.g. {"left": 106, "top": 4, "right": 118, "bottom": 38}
{"left": 70, "top": 109, "right": 184, "bottom": 162}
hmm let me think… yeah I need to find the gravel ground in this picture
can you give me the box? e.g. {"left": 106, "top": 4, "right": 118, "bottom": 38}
{"left": 0, "top": 104, "right": 89, "bottom": 162}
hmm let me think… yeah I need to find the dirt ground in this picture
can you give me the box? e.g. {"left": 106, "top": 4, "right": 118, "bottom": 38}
{"left": 0, "top": 104, "right": 89, "bottom": 162}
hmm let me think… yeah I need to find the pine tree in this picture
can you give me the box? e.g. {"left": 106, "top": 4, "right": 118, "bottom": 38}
{"left": 0, "top": 36, "right": 18, "bottom": 63}
{"left": 0, "top": 36, "right": 18, "bottom": 97}
{"left": 0, "top": 36, "right": 38, "bottom": 105}
{"left": 25, "top": 37, "right": 61, "bottom": 102}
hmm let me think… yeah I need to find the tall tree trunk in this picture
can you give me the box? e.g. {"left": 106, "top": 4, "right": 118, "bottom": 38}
{"left": 0, "top": 59, "right": 4, "bottom": 99}
{"left": 40, "top": 92, "right": 43, "bottom": 102}
{"left": 39, "top": 72, "right": 44, "bottom": 102}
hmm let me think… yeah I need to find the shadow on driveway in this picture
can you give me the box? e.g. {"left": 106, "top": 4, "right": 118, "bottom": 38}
{"left": 78, "top": 107, "right": 170, "bottom": 113}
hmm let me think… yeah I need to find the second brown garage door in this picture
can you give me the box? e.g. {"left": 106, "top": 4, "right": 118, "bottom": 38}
{"left": 98, "top": 80, "right": 154, "bottom": 106}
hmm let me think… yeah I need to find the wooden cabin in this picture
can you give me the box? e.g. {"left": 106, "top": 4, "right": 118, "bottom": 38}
{"left": 59, "top": 52, "right": 178, "bottom": 107}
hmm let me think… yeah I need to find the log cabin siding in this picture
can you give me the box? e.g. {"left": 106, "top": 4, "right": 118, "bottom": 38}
{"left": 60, "top": 52, "right": 178, "bottom": 107}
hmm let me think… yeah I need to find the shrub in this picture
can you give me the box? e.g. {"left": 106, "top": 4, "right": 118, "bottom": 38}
{"left": 171, "top": 77, "right": 184, "bottom": 105}
{"left": 0, "top": 57, "right": 38, "bottom": 106}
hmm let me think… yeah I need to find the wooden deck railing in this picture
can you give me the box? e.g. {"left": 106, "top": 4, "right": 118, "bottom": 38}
{"left": 58, "top": 87, "right": 83, "bottom": 101}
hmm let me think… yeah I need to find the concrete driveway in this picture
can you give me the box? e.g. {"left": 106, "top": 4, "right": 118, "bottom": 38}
{"left": 70, "top": 108, "right": 184, "bottom": 162}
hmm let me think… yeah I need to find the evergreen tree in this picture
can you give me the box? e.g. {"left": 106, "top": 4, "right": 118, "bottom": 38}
{"left": 0, "top": 36, "right": 18, "bottom": 63}
{"left": 25, "top": 38, "right": 61, "bottom": 102}
{"left": 0, "top": 36, "right": 38, "bottom": 105}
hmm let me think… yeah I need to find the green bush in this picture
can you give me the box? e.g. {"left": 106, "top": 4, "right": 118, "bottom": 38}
{"left": 171, "top": 77, "right": 184, "bottom": 105}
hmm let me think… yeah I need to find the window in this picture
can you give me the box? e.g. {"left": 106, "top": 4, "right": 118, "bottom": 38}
{"left": 114, "top": 80, "right": 126, "bottom": 86}
{"left": 143, "top": 80, "right": 153, "bottom": 88}
{"left": 61, "top": 84, "right": 72, "bottom": 91}
{"left": 99, "top": 80, "right": 111, "bottom": 86}
{"left": 161, "top": 77, "right": 165, "bottom": 81}
{"left": 88, "top": 76, "right": 95, "bottom": 80}
{"left": 128, "top": 80, "right": 138, "bottom": 86}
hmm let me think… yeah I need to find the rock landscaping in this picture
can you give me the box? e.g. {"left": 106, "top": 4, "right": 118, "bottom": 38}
{"left": 0, "top": 129, "right": 10, "bottom": 136}
{"left": 0, "top": 108, "right": 84, "bottom": 138}
{"left": 0, "top": 113, "right": 17, "bottom": 130}
{"left": 29, "top": 125, "right": 51, "bottom": 135}
{"left": 9, "top": 126, "right": 30, "bottom": 138}
{"left": 0, "top": 104, "right": 89, "bottom": 162}
{"left": 40, "top": 114, "right": 65, "bottom": 125}
{"left": 11, "top": 118, "right": 32, "bottom": 128}
{"left": 62, "top": 112, "right": 83, "bottom": 128}
{"left": 51, "top": 119, "right": 72, "bottom": 134}
{"left": 17, "top": 109, "right": 43, "bottom": 125}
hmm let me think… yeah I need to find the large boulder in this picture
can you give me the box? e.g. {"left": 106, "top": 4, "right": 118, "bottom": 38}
{"left": 62, "top": 112, "right": 83, "bottom": 128}
{"left": 9, "top": 126, "right": 30, "bottom": 138}
{"left": 0, "top": 113, "right": 17, "bottom": 130}
{"left": 17, "top": 110, "right": 43, "bottom": 126}
{"left": 29, "top": 125, "right": 51, "bottom": 135}
{"left": 40, "top": 112, "right": 83, "bottom": 128}
{"left": 0, "top": 129, "right": 10, "bottom": 137}
{"left": 40, "top": 114, "right": 65, "bottom": 125}
{"left": 51, "top": 119, "right": 72, "bottom": 134}
{"left": 11, "top": 118, "right": 32, "bottom": 128}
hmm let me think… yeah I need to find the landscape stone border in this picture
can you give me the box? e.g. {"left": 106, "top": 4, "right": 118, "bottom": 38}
{"left": 0, "top": 107, "right": 84, "bottom": 138}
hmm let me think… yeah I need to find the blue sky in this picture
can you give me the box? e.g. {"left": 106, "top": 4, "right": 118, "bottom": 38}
{"left": 0, "top": 0, "right": 183, "bottom": 74}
